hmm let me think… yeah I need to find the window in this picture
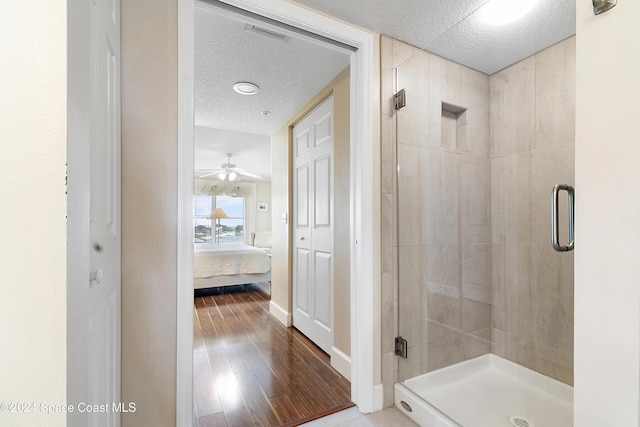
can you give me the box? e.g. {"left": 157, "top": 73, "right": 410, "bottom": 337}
{"left": 194, "top": 194, "right": 244, "bottom": 244}
{"left": 194, "top": 195, "right": 213, "bottom": 243}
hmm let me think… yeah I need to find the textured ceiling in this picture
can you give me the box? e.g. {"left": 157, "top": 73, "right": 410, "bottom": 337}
{"left": 194, "top": 0, "right": 576, "bottom": 181}
{"left": 293, "top": 0, "right": 576, "bottom": 74}
{"left": 194, "top": 3, "right": 350, "bottom": 136}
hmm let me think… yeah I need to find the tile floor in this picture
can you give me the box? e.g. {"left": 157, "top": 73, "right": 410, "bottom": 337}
{"left": 300, "top": 407, "right": 418, "bottom": 427}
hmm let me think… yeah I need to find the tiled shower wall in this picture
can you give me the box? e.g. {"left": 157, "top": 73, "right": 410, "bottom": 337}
{"left": 380, "top": 36, "right": 575, "bottom": 407}
{"left": 380, "top": 35, "right": 491, "bottom": 406}
{"left": 490, "top": 37, "right": 575, "bottom": 385}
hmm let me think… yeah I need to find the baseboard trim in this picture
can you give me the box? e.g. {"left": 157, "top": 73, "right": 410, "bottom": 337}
{"left": 330, "top": 346, "right": 351, "bottom": 381}
{"left": 373, "top": 383, "right": 384, "bottom": 412}
{"left": 269, "top": 300, "right": 291, "bottom": 327}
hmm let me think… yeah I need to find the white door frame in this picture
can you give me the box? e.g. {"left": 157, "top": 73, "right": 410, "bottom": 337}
{"left": 177, "top": 0, "right": 378, "bottom": 424}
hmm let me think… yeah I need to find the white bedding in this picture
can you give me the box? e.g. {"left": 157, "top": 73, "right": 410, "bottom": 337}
{"left": 194, "top": 244, "right": 271, "bottom": 279}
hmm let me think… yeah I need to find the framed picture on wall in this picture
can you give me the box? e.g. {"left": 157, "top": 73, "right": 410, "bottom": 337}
{"left": 258, "top": 202, "right": 268, "bottom": 212}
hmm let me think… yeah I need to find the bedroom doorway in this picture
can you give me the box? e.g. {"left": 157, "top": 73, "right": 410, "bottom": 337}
{"left": 177, "top": 1, "right": 377, "bottom": 424}
{"left": 188, "top": 1, "right": 360, "bottom": 425}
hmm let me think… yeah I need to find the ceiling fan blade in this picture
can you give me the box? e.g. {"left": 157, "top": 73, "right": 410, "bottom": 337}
{"left": 235, "top": 168, "right": 263, "bottom": 180}
{"left": 196, "top": 169, "right": 224, "bottom": 178}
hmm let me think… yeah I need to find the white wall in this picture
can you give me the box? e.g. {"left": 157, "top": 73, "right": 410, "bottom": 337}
{"left": 574, "top": 1, "right": 640, "bottom": 425}
{"left": 0, "top": 2, "right": 67, "bottom": 426}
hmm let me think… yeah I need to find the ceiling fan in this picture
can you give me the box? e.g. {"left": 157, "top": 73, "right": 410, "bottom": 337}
{"left": 197, "top": 153, "right": 263, "bottom": 181}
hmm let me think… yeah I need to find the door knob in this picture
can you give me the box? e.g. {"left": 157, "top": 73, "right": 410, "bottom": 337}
{"left": 299, "top": 237, "right": 305, "bottom": 240}
{"left": 90, "top": 268, "right": 104, "bottom": 284}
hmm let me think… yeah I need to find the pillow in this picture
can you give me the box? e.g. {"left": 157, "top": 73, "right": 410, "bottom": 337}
{"left": 253, "top": 231, "right": 272, "bottom": 249}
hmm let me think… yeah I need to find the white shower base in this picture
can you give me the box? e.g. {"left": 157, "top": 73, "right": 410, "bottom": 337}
{"left": 395, "top": 354, "right": 573, "bottom": 427}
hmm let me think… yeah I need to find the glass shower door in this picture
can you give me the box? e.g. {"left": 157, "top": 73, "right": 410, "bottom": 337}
{"left": 392, "top": 35, "right": 575, "bottom": 427}
{"left": 395, "top": 45, "right": 493, "bottom": 385}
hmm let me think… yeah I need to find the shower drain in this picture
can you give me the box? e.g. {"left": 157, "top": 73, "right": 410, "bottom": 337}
{"left": 508, "top": 415, "right": 534, "bottom": 427}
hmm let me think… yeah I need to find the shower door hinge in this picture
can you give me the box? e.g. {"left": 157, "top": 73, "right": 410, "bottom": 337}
{"left": 395, "top": 336, "right": 408, "bottom": 359}
{"left": 394, "top": 88, "right": 406, "bottom": 110}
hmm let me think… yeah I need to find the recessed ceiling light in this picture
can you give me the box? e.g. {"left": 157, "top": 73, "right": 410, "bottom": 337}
{"left": 233, "top": 82, "right": 260, "bottom": 95}
{"left": 478, "top": 0, "right": 535, "bottom": 26}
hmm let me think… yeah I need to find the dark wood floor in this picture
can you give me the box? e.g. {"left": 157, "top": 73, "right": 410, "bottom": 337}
{"left": 194, "top": 284, "right": 353, "bottom": 427}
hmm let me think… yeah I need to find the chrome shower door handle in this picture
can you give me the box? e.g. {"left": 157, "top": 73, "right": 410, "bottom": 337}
{"left": 551, "top": 184, "right": 575, "bottom": 252}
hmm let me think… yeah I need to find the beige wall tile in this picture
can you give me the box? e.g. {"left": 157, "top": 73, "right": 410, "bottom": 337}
{"left": 397, "top": 52, "right": 430, "bottom": 147}
{"left": 490, "top": 56, "right": 535, "bottom": 158}
{"left": 491, "top": 157, "right": 506, "bottom": 244}
{"left": 531, "top": 246, "right": 574, "bottom": 303}
{"left": 492, "top": 328, "right": 506, "bottom": 357}
{"left": 382, "top": 351, "right": 396, "bottom": 407}
{"left": 427, "top": 319, "right": 458, "bottom": 343}
{"left": 398, "top": 245, "right": 427, "bottom": 345}
{"left": 463, "top": 331, "right": 491, "bottom": 359}
{"left": 398, "top": 343, "right": 430, "bottom": 380}
{"left": 534, "top": 356, "right": 573, "bottom": 386}
{"left": 381, "top": 113, "right": 395, "bottom": 195}
{"left": 535, "top": 37, "right": 576, "bottom": 98}
{"left": 381, "top": 36, "right": 395, "bottom": 116}
{"left": 462, "top": 298, "right": 492, "bottom": 333}
{"left": 426, "top": 244, "right": 461, "bottom": 289}
{"left": 505, "top": 332, "right": 536, "bottom": 370}
{"left": 502, "top": 152, "right": 532, "bottom": 245}
{"left": 381, "top": 192, "right": 395, "bottom": 274}
{"left": 504, "top": 244, "right": 532, "bottom": 337}
{"left": 491, "top": 244, "right": 506, "bottom": 332}
{"left": 535, "top": 90, "right": 575, "bottom": 149}
{"left": 462, "top": 243, "right": 491, "bottom": 302}
{"left": 397, "top": 143, "right": 427, "bottom": 245}
{"left": 427, "top": 289, "right": 463, "bottom": 331}
{"left": 462, "top": 79, "right": 490, "bottom": 120}
{"left": 530, "top": 143, "right": 575, "bottom": 248}
{"left": 430, "top": 53, "right": 463, "bottom": 106}
{"left": 427, "top": 334, "right": 466, "bottom": 372}
{"left": 534, "top": 296, "right": 573, "bottom": 355}
{"left": 462, "top": 156, "right": 490, "bottom": 244}
{"left": 393, "top": 37, "right": 420, "bottom": 68}
{"left": 535, "top": 37, "right": 575, "bottom": 149}
{"left": 382, "top": 271, "right": 397, "bottom": 354}
{"left": 491, "top": 152, "right": 531, "bottom": 245}
{"left": 469, "top": 113, "right": 491, "bottom": 159}
{"left": 425, "top": 150, "right": 462, "bottom": 245}
{"left": 461, "top": 64, "right": 490, "bottom": 91}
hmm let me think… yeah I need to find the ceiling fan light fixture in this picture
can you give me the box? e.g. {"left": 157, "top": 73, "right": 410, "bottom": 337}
{"left": 233, "top": 82, "right": 260, "bottom": 96}
{"left": 228, "top": 171, "right": 238, "bottom": 181}
{"left": 218, "top": 171, "right": 227, "bottom": 180}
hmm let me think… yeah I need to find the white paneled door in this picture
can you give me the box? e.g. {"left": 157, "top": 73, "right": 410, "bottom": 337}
{"left": 292, "top": 96, "right": 334, "bottom": 354}
{"left": 88, "top": 0, "right": 121, "bottom": 424}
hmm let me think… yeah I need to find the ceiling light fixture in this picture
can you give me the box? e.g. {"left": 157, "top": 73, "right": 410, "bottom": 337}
{"left": 232, "top": 82, "right": 260, "bottom": 95}
{"left": 478, "top": 0, "right": 535, "bottom": 26}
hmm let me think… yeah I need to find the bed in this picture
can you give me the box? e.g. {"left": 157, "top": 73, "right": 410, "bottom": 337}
{"left": 194, "top": 243, "right": 271, "bottom": 289}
